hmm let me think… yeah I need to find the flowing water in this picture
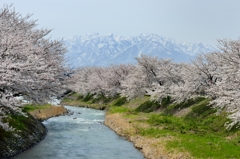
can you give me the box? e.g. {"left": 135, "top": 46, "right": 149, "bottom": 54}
{"left": 14, "top": 106, "right": 144, "bottom": 159}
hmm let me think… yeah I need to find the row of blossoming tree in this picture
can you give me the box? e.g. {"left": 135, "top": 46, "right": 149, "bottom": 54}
{"left": 68, "top": 38, "right": 240, "bottom": 129}
{"left": 0, "top": 5, "right": 67, "bottom": 131}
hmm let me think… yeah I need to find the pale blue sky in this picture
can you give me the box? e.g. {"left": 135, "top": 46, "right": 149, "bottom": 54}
{"left": 1, "top": 0, "right": 240, "bottom": 46}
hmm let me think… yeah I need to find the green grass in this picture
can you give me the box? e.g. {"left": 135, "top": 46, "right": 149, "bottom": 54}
{"left": 136, "top": 98, "right": 240, "bottom": 158}
{"left": 82, "top": 93, "right": 95, "bottom": 102}
{"left": 184, "top": 99, "right": 231, "bottom": 135}
{"left": 167, "top": 133, "right": 240, "bottom": 158}
{"left": 91, "top": 94, "right": 118, "bottom": 104}
{"left": 7, "top": 115, "right": 28, "bottom": 130}
{"left": 135, "top": 100, "right": 161, "bottom": 112}
{"left": 108, "top": 106, "right": 131, "bottom": 114}
{"left": 112, "top": 97, "right": 127, "bottom": 106}
{"left": 61, "top": 97, "right": 72, "bottom": 103}
{"left": 135, "top": 96, "right": 172, "bottom": 113}
{"left": 147, "top": 114, "right": 188, "bottom": 132}
{"left": 138, "top": 127, "right": 174, "bottom": 138}
{"left": 0, "top": 110, "right": 39, "bottom": 141}
{"left": 62, "top": 92, "right": 240, "bottom": 158}
{"left": 163, "top": 97, "right": 206, "bottom": 115}
{"left": 67, "top": 92, "right": 83, "bottom": 98}
{"left": 139, "top": 118, "right": 240, "bottom": 158}
{"left": 124, "top": 96, "right": 149, "bottom": 109}
{"left": 144, "top": 98, "right": 231, "bottom": 135}
{"left": 22, "top": 104, "right": 51, "bottom": 112}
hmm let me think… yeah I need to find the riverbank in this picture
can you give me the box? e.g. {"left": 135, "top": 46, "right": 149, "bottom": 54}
{"left": 61, "top": 93, "right": 190, "bottom": 158}
{"left": 0, "top": 112, "right": 47, "bottom": 159}
{"left": 105, "top": 113, "right": 190, "bottom": 159}
{"left": 25, "top": 104, "right": 69, "bottom": 121}
{"left": 0, "top": 104, "right": 68, "bottom": 159}
{"left": 62, "top": 92, "right": 240, "bottom": 159}
{"left": 14, "top": 106, "right": 144, "bottom": 159}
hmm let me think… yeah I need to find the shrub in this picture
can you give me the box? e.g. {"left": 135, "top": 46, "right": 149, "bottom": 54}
{"left": 113, "top": 97, "right": 127, "bottom": 106}
{"left": 163, "top": 97, "right": 206, "bottom": 115}
{"left": 83, "top": 93, "right": 95, "bottom": 102}
{"left": 135, "top": 100, "right": 161, "bottom": 112}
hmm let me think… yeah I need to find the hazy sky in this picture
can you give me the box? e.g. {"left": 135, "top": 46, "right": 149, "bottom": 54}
{"left": 1, "top": 0, "right": 240, "bottom": 46}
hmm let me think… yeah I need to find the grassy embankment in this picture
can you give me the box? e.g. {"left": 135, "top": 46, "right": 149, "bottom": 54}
{"left": 0, "top": 103, "right": 68, "bottom": 158}
{"left": 62, "top": 92, "right": 240, "bottom": 159}
{"left": 0, "top": 104, "right": 67, "bottom": 141}
{"left": 23, "top": 104, "right": 68, "bottom": 121}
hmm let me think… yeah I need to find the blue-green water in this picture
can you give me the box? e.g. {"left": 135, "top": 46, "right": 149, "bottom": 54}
{"left": 14, "top": 106, "right": 144, "bottom": 159}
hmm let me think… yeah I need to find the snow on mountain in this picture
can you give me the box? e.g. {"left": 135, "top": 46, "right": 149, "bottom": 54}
{"left": 63, "top": 33, "right": 216, "bottom": 67}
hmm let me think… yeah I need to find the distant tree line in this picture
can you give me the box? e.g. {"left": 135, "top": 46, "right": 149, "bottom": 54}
{"left": 68, "top": 38, "right": 240, "bottom": 129}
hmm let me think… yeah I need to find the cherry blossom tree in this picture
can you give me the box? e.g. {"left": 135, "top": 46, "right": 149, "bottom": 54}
{"left": 187, "top": 38, "right": 240, "bottom": 128}
{"left": 67, "top": 37, "right": 240, "bottom": 129}
{"left": 0, "top": 5, "right": 67, "bottom": 131}
{"left": 104, "top": 64, "right": 135, "bottom": 96}
{"left": 207, "top": 39, "right": 240, "bottom": 128}
{"left": 67, "top": 67, "right": 92, "bottom": 96}
{"left": 121, "top": 55, "right": 186, "bottom": 101}
{"left": 68, "top": 64, "right": 135, "bottom": 97}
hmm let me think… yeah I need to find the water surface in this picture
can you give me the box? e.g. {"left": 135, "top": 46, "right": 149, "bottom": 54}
{"left": 15, "top": 106, "right": 144, "bottom": 159}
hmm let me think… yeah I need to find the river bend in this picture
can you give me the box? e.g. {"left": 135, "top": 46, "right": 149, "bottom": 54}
{"left": 14, "top": 106, "right": 144, "bottom": 159}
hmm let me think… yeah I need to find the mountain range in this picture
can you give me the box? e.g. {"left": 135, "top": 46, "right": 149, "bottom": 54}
{"left": 63, "top": 33, "right": 216, "bottom": 67}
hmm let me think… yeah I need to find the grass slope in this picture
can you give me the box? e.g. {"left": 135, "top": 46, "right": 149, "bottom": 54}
{"left": 62, "top": 92, "right": 240, "bottom": 158}
{"left": 23, "top": 104, "right": 68, "bottom": 121}
{"left": 0, "top": 104, "right": 67, "bottom": 141}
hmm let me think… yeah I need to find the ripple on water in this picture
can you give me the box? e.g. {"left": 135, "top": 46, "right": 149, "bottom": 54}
{"left": 14, "top": 106, "right": 144, "bottom": 159}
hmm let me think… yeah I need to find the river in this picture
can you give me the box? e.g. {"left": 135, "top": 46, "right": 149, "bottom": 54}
{"left": 14, "top": 106, "right": 144, "bottom": 159}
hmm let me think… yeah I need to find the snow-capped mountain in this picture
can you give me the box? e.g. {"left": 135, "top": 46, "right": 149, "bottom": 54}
{"left": 64, "top": 33, "right": 216, "bottom": 67}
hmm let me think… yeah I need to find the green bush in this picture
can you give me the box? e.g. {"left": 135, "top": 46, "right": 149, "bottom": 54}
{"left": 135, "top": 96, "right": 172, "bottom": 113}
{"left": 91, "top": 94, "right": 119, "bottom": 104}
{"left": 161, "top": 96, "right": 172, "bottom": 106}
{"left": 113, "top": 97, "right": 127, "bottom": 106}
{"left": 76, "top": 95, "right": 84, "bottom": 100}
{"left": 135, "top": 100, "right": 161, "bottom": 112}
{"left": 83, "top": 93, "right": 95, "bottom": 102}
{"left": 163, "top": 97, "right": 206, "bottom": 115}
{"left": 91, "top": 94, "right": 106, "bottom": 103}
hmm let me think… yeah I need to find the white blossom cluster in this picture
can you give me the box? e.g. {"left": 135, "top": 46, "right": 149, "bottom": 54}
{"left": 0, "top": 5, "right": 67, "bottom": 131}
{"left": 69, "top": 38, "right": 240, "bottom": 129}
{"left": 67, "top": 64, "right": 135, "bottom": 97}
